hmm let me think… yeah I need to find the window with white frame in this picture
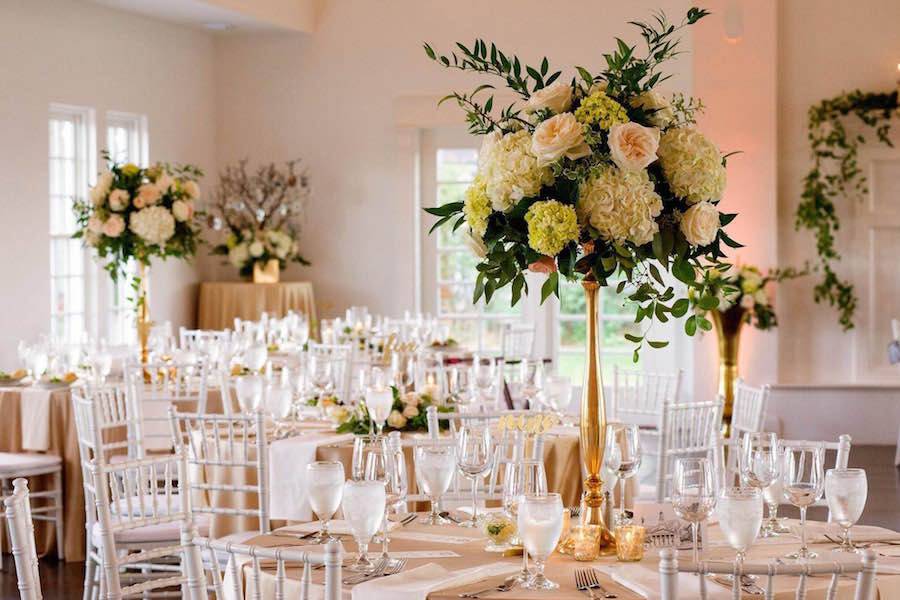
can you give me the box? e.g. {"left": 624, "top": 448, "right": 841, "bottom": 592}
{"left": 104, "top": 111, "right": 147, "bottom": 345}
{"left": 49, "top": 105, "right": 94, "bottom": 344}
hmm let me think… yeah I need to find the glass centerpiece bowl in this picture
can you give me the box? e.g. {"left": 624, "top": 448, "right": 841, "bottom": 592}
{"left": 422, "top": 7, "right": 738, "bottom": 550}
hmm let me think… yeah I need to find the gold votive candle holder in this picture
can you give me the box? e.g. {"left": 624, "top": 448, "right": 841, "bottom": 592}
{"left": 573, "top": 525, "right": 603, "bottom": 562}
{"left": 615, "top": 525, "right": 645, "bottom": 562}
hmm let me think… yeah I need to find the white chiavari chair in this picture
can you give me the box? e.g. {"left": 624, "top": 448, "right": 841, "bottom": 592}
{"left": 307, "top": 343, "right": 353, "bottom": 403}
{"left": 168, "top": 409, "right": 271, "bottom": 537}
{"left": 234, "top": 318, "right": 264, "bottom": 343}
{"left": 4, "top": 478, "right": 42, "bottom": 600}
{"left": 179, "top": 328, "right": 231, "bottom": 352}
{"left": 610, "top": 366, "right": 683, "bottom": 426}
{"left": 189, "top": 537, "right": 342, "bottom": 600}
{"left": 125, "top": 360, "right": 210, "bottom": 454}
{"left": 652, "top": 399, "right": 724, "bottom": 502}
{"left": 500, "top": 322, "right": 536, "bottom": 360}
{"left": 658, "top": 547, "right": 877, "bottom": 600}
{"left": 729, "top": 379, "right": 769, "bottom": 439}
{"left": 90, "top": 452, "right": 205, "bottom": 600}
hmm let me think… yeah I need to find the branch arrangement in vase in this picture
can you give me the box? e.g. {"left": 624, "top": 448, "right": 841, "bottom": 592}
{"left": 706, "top": 264, "right": 808, "bottom": 330}
{"left": 209, "top": 159, "right": 311, "bottom": 277}
{"left": 423, "top": 7, "right": 740, "bottom": 359}
{"left": 73, "top": 153, "right": 204, "bottom": 287}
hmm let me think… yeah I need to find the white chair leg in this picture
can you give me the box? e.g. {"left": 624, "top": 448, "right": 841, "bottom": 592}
{"left": 82, "top": 555, "right": 95, "bottom": 600}
{"left": 53, "top": 469, "right": 64, "bottom": 561}
{"left": 0, "top": 477, "right": 9, "bottom": 571}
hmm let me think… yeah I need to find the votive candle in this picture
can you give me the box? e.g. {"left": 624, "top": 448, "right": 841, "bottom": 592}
{"left": 615, "top": 525, "right": 645, "bottom": 562}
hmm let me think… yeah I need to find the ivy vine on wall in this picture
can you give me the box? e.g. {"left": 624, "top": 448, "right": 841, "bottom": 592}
{"left": 798, "top": 89, "right": 899, "bottom": 329}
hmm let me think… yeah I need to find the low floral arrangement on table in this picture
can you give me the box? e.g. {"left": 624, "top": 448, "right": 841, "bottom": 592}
{"left": 707, "top": 264, "right": 807, "bottom": 330}
{"left": 424, "top": 7, "right": 741, "bottom": 357}
{"left": 209, "top": 160, "right": 311, "bottom": 277}
{"left": 335, "top": 388, "right": 453, "bottom": 434}
{"left": 73, "top": 154, "right": 204, "bottom": 281}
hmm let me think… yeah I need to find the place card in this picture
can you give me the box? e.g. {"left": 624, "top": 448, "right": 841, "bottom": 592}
{"left": 390, "top": 532, "right": 475, "bottom": 545}
{"left": 385, "top": 550, "right": 461, "bottom": 559}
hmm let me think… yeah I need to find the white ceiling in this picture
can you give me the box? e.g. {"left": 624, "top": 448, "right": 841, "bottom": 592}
{"left": 87, "top": 0, "right": 308, "bottom": 32}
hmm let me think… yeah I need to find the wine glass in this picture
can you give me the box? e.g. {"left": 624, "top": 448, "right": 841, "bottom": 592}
{"left": 234, "top": 375, "right": 264, "bottom": 414}
{"left": 740, "top": 432, "right": 779, "bottom": 490}
{"left": 456, "top": 424, "right": 494, "bottom": 527}
{"left": 518, "top": 360, "right": 544, "bottom": 410}
{"left": 308, "top": 354, "right": 336, "bottom": 397}
{"left": 364, "top": 439, "right": 405, "bottom": 568}
{"left": 244, "top": 342, "right": 268, "bottom": 372}
{"left": 716, "top": 487, "right": 764, "bottom": 574}
{"left": 604, "top": 423, "right": 642, "bottom": 525}
{"left": 471, "top": 355, "right": 496, "bottom": 405}
{"left": 365, "top": 384, "right": 394, "bottom": 437}
{"left": 503, "top": 460, "right": 547, "bottom": 582}
{"left": 306, "top": 461, "right": 344, "bottom": 542}
{"left": 782, "top": 443, "right": 825, "bottom": 560}
{"left": 518, "top": 493, "right": 563, "bottom": 590}
{"left": 415, "top": 444, "right": 457, "bottom": 524}
{"left": 540, "top": 374, "right": 572, "bottom": 416}
{"left": 342, "top": 479, "right": 386, "bottom": 572}
{"left": 352, "top": 434, "right": 380, "bottom": 480}
{"left": 761, "top": 470, "right": 790, "bottom": 537}
{"left": 671, "top": 457, "right": 717, "bottom": 565}
{"left": 825, "top": 468, "right": 868, "bottom": 553}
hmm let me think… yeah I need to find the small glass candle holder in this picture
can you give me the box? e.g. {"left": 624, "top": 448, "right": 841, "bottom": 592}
{"left": 572, "top": 525, "right": 602, "bottom": 562}
{"left": 615, "top": 525, "right": 645, "bottom": 562}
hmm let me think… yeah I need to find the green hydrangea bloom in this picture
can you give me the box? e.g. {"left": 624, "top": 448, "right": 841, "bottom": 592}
{"left": 463, "top": 176, "right": 491, "bottom": 236}
{"left": 525, "top": 200, "right": 580, "bottom": 256}
{"left": 574, "top": 91, "right": 629, "bottom": 129}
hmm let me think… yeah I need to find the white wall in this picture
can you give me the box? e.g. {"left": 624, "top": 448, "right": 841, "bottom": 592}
{"left": 0, "top": 0, "right": 217, "bottom": 366}
{"left": 209, "top": 0, "right": 694, "bottom": 320}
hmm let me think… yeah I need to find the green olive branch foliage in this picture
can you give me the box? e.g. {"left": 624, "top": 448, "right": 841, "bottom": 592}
{"left": 423, "top": 8, "right": 742, "bottom": 361}
{"left": 798, "top": 89, "right": 899, "bottom": 330}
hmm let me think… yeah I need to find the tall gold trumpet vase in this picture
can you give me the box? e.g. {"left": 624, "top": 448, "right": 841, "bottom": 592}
{"left": 136, "top": 263, "right": 152, "bottom": 364}
{"left": 579, "top": 279, "right": 615, "bottom": 551}
{"left": 710, "top": 305, "right": 746, "bottom": 437}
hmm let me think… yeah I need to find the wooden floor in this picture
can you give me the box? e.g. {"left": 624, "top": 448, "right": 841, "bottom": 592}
{"left": 2, "top": 445, "right": 898, "bottom": 600}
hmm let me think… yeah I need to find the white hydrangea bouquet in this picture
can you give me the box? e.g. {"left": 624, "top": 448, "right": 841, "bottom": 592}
{"left": 210, "top": 160, "right": 311, "bottom": 278}
{"left": 73, "top": 153, "right": 204, "bottom": 282}
{"left": 424, "top": 7, "right": 741, "bottom": 355}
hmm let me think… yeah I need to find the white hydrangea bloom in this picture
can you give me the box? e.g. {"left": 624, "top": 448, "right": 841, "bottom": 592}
{"left": 657, "top": 127, "right": 727, "bottom": 204}
{"left": 229, "top": 243, "right": 250, "bottom": 268}
{"left": 479, "top": 130, "right": 553, "bottom": 212}
{"left": 576, "top": 166, "right": 662, "bottom": 246}
{"left": 129, "top": 206, "right": 175, "bottom": 246}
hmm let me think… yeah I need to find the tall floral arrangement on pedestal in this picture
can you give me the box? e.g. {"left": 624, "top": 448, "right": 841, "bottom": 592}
{"left": 423, "top": 7, "right": 739, "bottom": 537}
{"left": 209, "top": 160, "right": 311, "bottom": 278}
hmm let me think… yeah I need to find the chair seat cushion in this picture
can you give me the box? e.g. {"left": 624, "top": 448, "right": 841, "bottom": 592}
{"left": 0, "top": 452, "right": 62, "bottom": 476}
{"left": 91, "top": 513, "right": 210, "bottom": 544}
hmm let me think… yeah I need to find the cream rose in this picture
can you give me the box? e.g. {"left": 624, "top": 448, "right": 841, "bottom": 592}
{"left": 531, "top": 113, "right": 591, "bottom": 166}
{"left": 87, "top": 215, "right": 104, "bottom": 234}
{"left": 108, "top": 189, "right": 130, "bottom": 212}
{"left": 102, "top": 214, "right": 125, "bottom": 238}
{"left": 229, "top": 243, "right": 250, "bottom": 268}
{"left": 156, "top": 174, "right": 174, "bottom": 193}
{"left": 137, "top": 183, "right": 161, "bottom": 207}
{"left": 680, "top": 201, "right": 720, "bottom": 246}
{"left": 630, "top": 91, "right": 674, "bottom": 128}
{"left": 172, "top": 200, "right": 193, "bottom": 222}
{"left": 403, "top": 392, "right": 420, "bottom": 407}
{"left": 402, "top": 405, "right": 419, "bottom": 419}
{"left": 387, "top": 410, "right": 407, "bottom": 429}
{"left": 740, "top": 294, "right": 755, "bottom": 310}
{"left": 608, "top": 122, "right": 660, "bottom": 172}
{"left": 753, "top": 289, "right": 768, "bottom": 306}
{"left": 525, "top": 81, "right": 573, "bottom": 114}
{"left": 183, "top": 180, "right": 200, "bottom": 200}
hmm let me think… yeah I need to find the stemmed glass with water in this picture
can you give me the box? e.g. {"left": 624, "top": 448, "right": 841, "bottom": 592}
{"left": 671, "top": 457, "right": 717, "bottom": 564}
{"left": 342, "top": 479, "right": 386, "bottom": 573}
{"left": 782, "top": 443, "right": 825, "bottom": 560}
{"left": 740, "top": 432, "right": 779, "bottom": 535}
{"left": 234, "top": 375, "right": 264, "bottom": 414}
{"left": 365, "top": 368, "right": 394, "bottom": 436}
{"left": 604, "top": 423, "right": 641, "bottom": 525}
{"left": 825, "top": 468, "right": 868, "bottom": 552}
{"left": 761, "top": 446, "right": 790, "bottom": 536}
{"left": 502, "top": 460, "right": 547, "bottom": 582}
{"left": 456, "top": 424, "right": 494, "bottom": 527}
{"left": 415, "top": 443, "right": 457, "bottom": 525}
{"left": 716, "top": 487, "right": 764, "bottom": 575}
{"left": 517, "top": 493, "right": 564, "bottom": 590}
{"left": 305, "top": 461, "right": 344, "bottom": 543}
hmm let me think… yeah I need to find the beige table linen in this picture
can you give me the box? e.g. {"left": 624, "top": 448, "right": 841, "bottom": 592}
{"left": 197, "top": 281, "right": 317, "bottom": 331}
{"left": 239, "top": 517, "right": 900, "bottom": 600}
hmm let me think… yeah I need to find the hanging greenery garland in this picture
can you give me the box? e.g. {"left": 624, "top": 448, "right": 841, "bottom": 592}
{"left": 798, "top": 89, "right": 898, "bottom": 329}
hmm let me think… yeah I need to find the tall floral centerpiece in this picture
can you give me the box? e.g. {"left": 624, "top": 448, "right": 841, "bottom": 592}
{"left": 424, "top": 8, "right": 739, "bottom": 541}
{"left": 209, "top": 160, "right": 311, "bottom": 282}
{"left": 74, "top": 155, "right": 204, "bottom": 362}
{"left": 707, "top": 264, "right": 805, "bottom": 432}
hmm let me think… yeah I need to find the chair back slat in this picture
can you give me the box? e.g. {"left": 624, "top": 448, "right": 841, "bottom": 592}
{"left": 612, "top": 367, "right": 683, "bottom": 427}
{"left": 4, "top": 479, "right": 42, "bottom": 600}
{"left": 729, "top": 379, "right": 769, "bottom": 439}
{"left": 656, "top": 399, "right": 723, "bottom": 502}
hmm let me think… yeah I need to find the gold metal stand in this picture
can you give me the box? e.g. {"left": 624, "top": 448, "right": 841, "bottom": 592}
{"left": 579, "top": 279, "right": 615, "bottom": 553}
{"left": 710, "top": 306, "right": 745, "bottom": 437}
{"left": 137, "top": 263, "right": 152, "bottom": 364}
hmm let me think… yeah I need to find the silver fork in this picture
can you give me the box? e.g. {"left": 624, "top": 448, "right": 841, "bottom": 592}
{"left": 458, "top": 575, "right": 519, "bottom": 598}
{"left": 342, "top": 557, "right": 388, "bottom": 585}
{"left": 577, "top": 568, "right": 617, "bottom": 599}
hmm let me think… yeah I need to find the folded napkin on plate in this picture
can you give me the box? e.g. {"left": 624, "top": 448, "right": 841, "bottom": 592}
{"left": 268, "top": 432, "right": 354, "bottom": 521}
{"left": 351, "top": 562, "right": 519, "bottom": 600}
{"left": 598, "top": 563, "right": 731, "bottom": 600}
{"left": 20, "top": 388, "right": 52, "bottom": 451}
{"left": 279, "top": 519, "right": 399, "bottom": 536}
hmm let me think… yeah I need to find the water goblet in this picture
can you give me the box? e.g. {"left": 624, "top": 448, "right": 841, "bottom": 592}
{"left": 825, "top": 468, "right": 867, "bottom": 553}
{"left": 518, "top": 493, "right": 563, "bottom": 590}
{"left": 604, "top": 423, "right": 642, "bottom": 526}
{"left": 244, "top": 343, "right": 268, "bottom": 372}
{"left": 342, "top": 479, "right": 386, "bottom": 572}
{"left": 415, "top": 444, "right": 457, "bottom": 525}
{"left": 761, "top": 474, "right": 790, "bottom": 536}
{"left": 234, "top": 375, "right": 264, "bottom": 415}
{"left": 306, "top": 461, "right": 344, "bottom": 542}
{"left": 502, "top": 460, "right": 547, "bottom": 582}
{"left": 672, "top": 457, "right": 717, "bottom": 565}
{"left": 717, "top": 487, "right": 764, "bottom": 575}
{"left": 365, "top": 384, "right": 394, "bottom": 437}
{"left": 782, "top": 443, "right": 825, "bottom": 560}
{"left": 456, "top": 424, "right": 494, "bottom": 527}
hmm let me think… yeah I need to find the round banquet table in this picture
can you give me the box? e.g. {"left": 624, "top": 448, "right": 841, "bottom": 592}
{"left": 197, "top": 281, "right": 317, "bottom": 331}
{"left": 234, "top": 508, "right": 900, "bottom": 600}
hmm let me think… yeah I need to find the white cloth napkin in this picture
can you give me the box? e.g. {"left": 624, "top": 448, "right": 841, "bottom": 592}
{"left": 351, "top": 561, "right": 519, "bottom": 600}
{"left": 598, "top": 563, "right": 731, "bottom": 599}
{"left": 20, "top": 388, "right": 52, "bottom": 451}
{"left": 267, "top": 432, "right": 354, "bottom": 521}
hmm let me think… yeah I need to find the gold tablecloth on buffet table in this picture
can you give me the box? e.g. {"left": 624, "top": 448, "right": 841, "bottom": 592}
{"left": 197, "top": 282, "right": 316, "bottom": 331}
